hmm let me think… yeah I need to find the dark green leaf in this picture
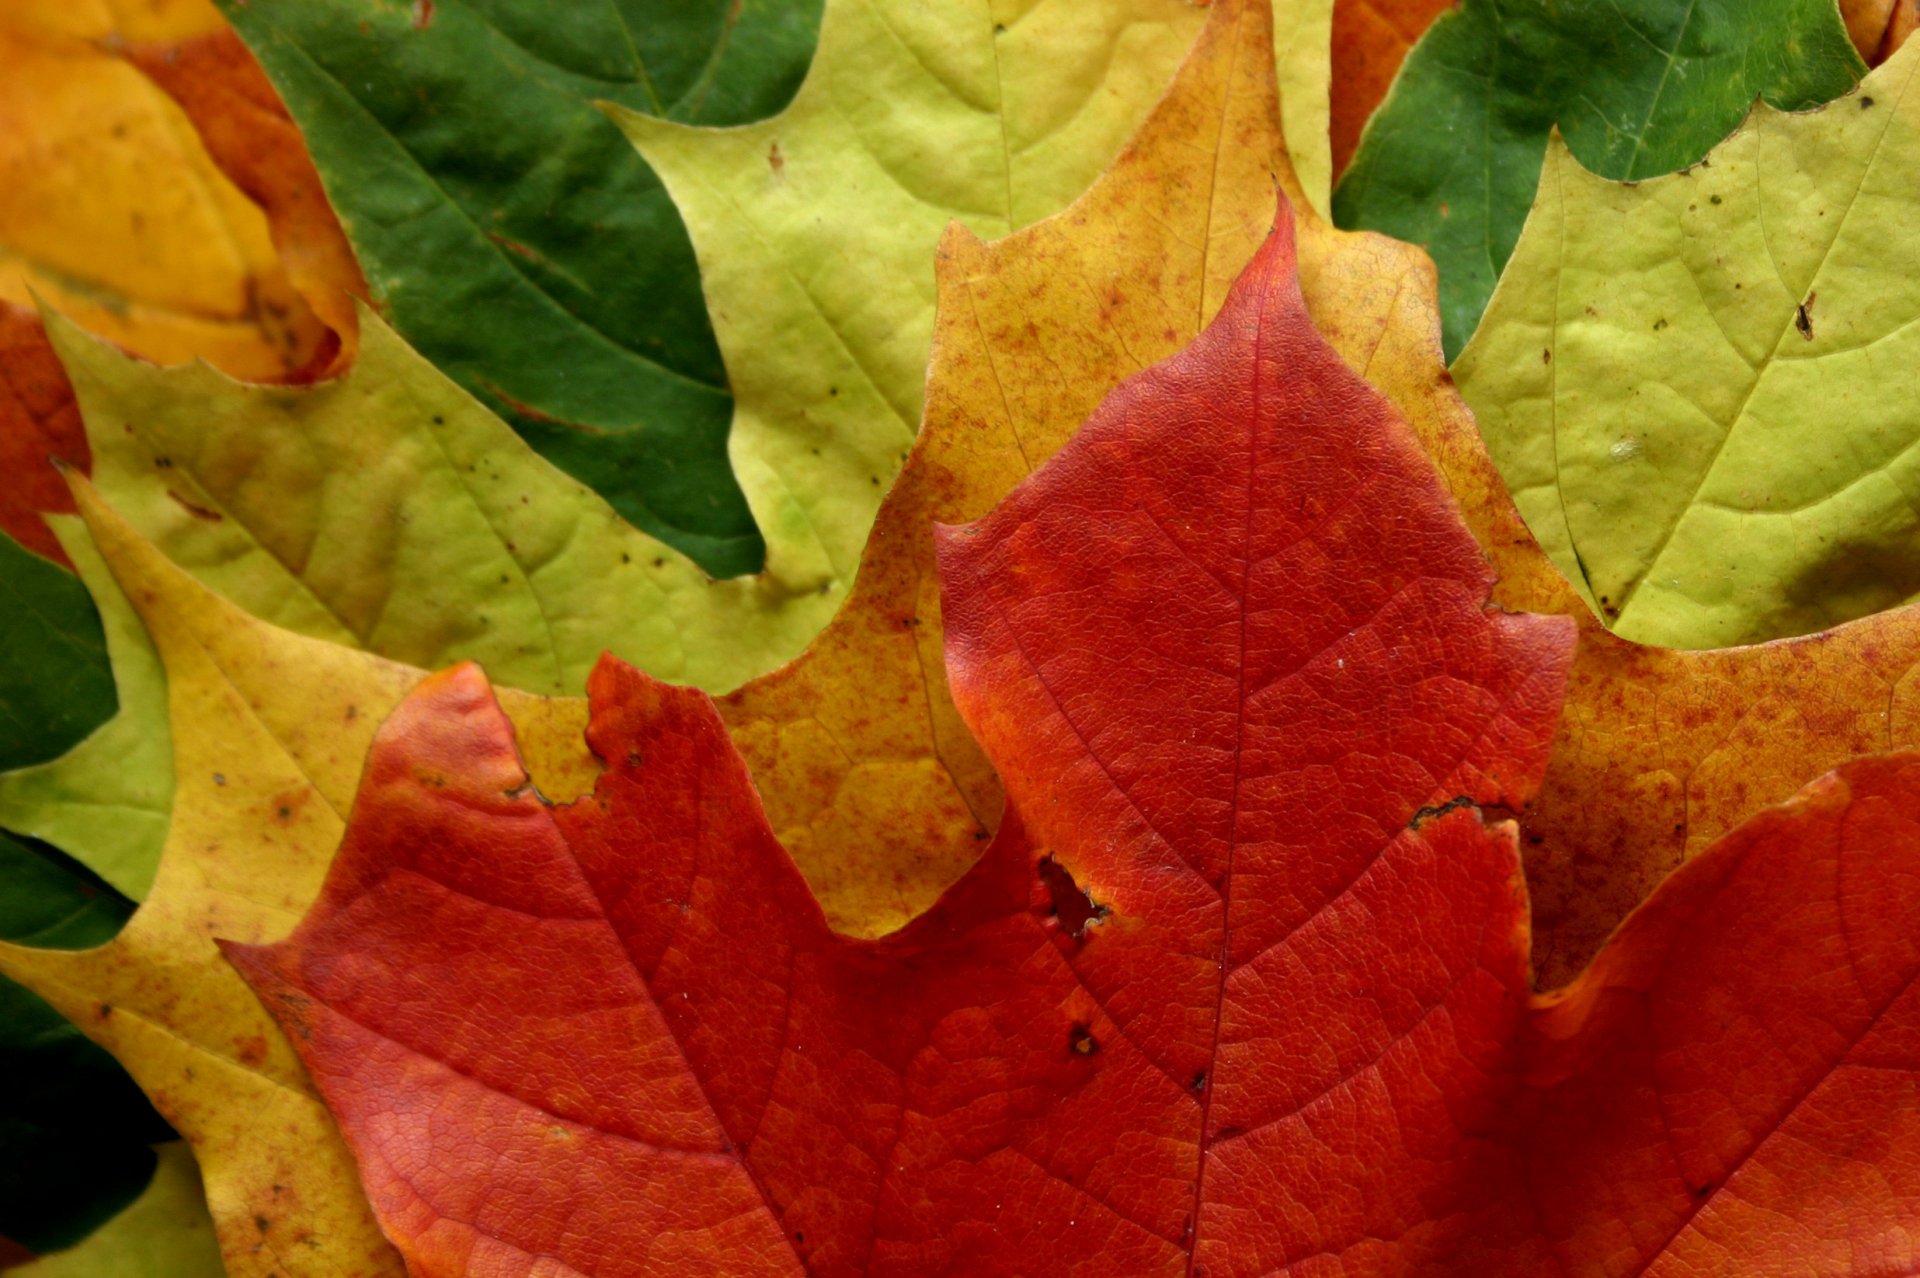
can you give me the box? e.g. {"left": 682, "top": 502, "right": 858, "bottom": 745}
{"left": 219, "top": 0, "right": 826, "bottom": 578}
{"left": 0, "top": 530, "right": 114, "bottom": 775}
{"left": 0, "top": 830, "right": 167, "bottom": 1255}
{"left": 1332, "top": 0, "right": 1863, "bottom": 358}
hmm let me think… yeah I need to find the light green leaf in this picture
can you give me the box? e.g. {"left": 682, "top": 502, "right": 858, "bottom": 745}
{"left": 1334, "top": 0, "right": 1864, "bottom": 358}
{"left": 56, "top": 308, "right": 832, "bottom": 699}
{"left": 610, "top": 0, "right": 1208, "bottom": 596}
{"left": 1456, "top": 41, "right": 1920, "bottom": 648}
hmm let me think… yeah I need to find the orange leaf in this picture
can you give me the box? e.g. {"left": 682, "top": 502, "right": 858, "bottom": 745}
{"left": 1841, "top": 0, "right": 1919, "bottom": 62}
{"left": 0, "top": 302, "right": 86, "bottom": 566}
{"left": 124, "top": 28, "right": 366, "bottom": 371}
{"left": 1327, "top": 0, "right": 1455, "bottom": 179}
{"left": 0, "top": 0, "right": 330, "bottom": 379}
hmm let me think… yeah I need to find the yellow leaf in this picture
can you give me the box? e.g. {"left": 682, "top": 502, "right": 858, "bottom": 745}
{"left": 0, "top": 478, "right": 594, "bottom": 1278}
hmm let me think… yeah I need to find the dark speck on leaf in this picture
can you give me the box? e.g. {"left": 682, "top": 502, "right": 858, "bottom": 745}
{"left": 1068, "top": 1024, "right": 1098, "bottom": 1056}
{"left": 1862, "top": 96, "right": 1876, "bottom": 109}
{"left": 1709, "top": 195, "right": 1722, "bottom": 205}
{"left": 432, "top": 415, "right": 444, "bottom": 425}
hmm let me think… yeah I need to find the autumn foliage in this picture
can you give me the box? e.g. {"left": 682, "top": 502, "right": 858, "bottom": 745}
{"left": 6, "top": 0, "right": 1920, "bottom": 1274}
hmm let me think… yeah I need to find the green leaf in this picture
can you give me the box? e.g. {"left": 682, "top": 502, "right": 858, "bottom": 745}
{"left": 0, "top": 831, "right": 170, "bottom": 1258}
{"left": 9, "top": 1144, "right": 221, "bottom": 1278}
{"left": 0, "top": 531, "right": 114, "bottom": 775}
{"left": 1455, "top": 41, "right": 1920, "bottom": 649}
{"left": 217, "top": 0, "right": 828, "bottom": 579}
{"left": 1332, "top": 0, "right": 1864, "bottom": 358}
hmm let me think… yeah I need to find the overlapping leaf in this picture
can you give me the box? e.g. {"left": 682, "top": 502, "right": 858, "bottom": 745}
{"left": 715, "top": 0, "right": 1314, "bottom": 933}
{"left": 236, "top": 212, "right": 1920, "bottom": 1276}
{"left": 1333, "top": 0, "right": 1863, "bottom": 357}
{"left": 0, "top": 481, "right": 599, "bottom": 1278}
{"left": 215, "top": 0, "right": 829, "bottom": 576}
{"left": 608, "top": 0, "right": 1208, "bottom": 596}
{"left": 1457, "top": 41, "right": 1920, "bottom": 649}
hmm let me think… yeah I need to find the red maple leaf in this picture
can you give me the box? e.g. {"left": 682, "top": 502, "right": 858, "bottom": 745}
{"left": 228, "top": 207, "right": 1920, "bottom": 1276}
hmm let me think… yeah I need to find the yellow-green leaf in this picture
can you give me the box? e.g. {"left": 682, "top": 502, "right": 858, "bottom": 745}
{"left": 1457, "top": 40, "right": 1920, "bottom": 648}
{"left": 607, "top": 0, "right": 1209, "bottom": 598}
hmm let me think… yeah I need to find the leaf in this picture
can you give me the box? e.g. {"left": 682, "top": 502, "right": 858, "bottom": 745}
{"left": 10, "top": 1143, "right": 223, "bottom": 1278}
{"left": 0, "top": 831, "right": 171, "bottom": 1258}
{"left": 1332, "top": 0, "right": 1863, "bottom": 358}
{"left": 0, "top": 529, "right": 115, "bottom": 776}
{"left": 55, "top": 307, "right": 842, "bottom": 698}
{"left": 1327, "top": 0, "right": 1452, "bottom": 179}
{"left": 0, "top": 303, "right": 87, "bottom": 569}
{"left": 0, "top": 478, "right": 598, "bottom": 1278}
{"left": 1272, "top": 0, "right": 1336, "bottom": 218}
{"left": 607, "top": 0, "right": 1208, "bottom": 594}
{"left": 1843, "top": 0, "right": 1919, "bottom": 62}
{"left": 0, "top": 0, "right": 332, "bottom": 380}
{"left": 226, "top": 207, "right": 1572, "bottom": 1276}
{"left": 125, "top": 27, "right": 369, "bottom": 370}
{"left": 1456, "top": 43, "right": 1920, "bottom": 649}
{"left": 215, "top": 0, "right": 828, "bottom": 577}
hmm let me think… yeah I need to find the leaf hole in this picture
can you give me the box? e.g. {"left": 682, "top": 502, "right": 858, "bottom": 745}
{"left": 1038, "top": 855, "right": 1108, "bottom": 938}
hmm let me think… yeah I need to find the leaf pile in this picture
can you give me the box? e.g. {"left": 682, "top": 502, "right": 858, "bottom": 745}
{"left": 8, "top": 0, "right": 1920, "bottom": 1273}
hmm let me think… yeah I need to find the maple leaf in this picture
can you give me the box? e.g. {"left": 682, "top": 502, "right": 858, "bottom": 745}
{"left": 8, "top": 1144, "right": 222, "bottom": 1278}
{"left": 1331, "top": 0, "right": 1863, "bottom": 357}
{"left": 0, "top": 478, "right": 601, "bottom": 1278}
{"left": 1456, "top": 39, "right": 1920, "bottom": 649}
{"left": 715, "top": 0, "right": 1319, "bottom": 934}
{"left": 126, "top": 28, "right": 368, "bottom": 371}
{"left": 0, "top": 0, "right": 331, "bottom": 380}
